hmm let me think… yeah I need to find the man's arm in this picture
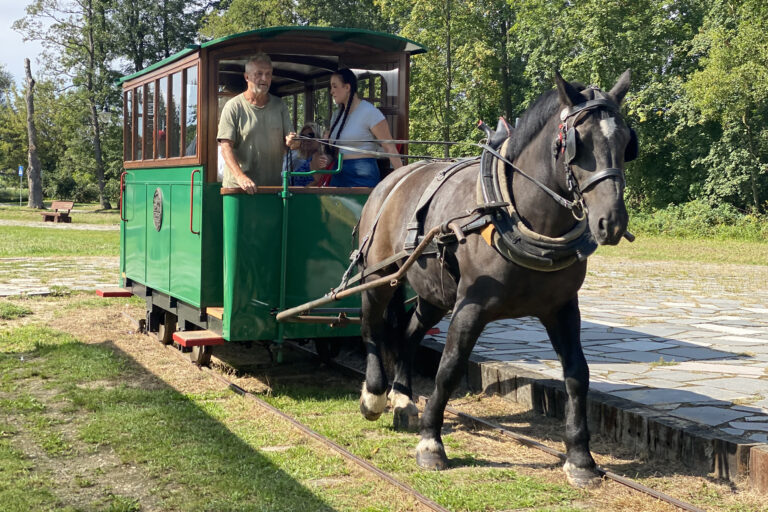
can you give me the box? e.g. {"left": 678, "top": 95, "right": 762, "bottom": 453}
{"left": 219, "top": 139, "right": 256, "bottom": 194}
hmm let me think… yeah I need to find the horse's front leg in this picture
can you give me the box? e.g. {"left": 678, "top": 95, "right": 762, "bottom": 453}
{"left": 417, "top": 301, "right": 485, "bottom": 469}
{"left": 540, "top": 296, "right": 600, "bottom": 487}
{"left": 389, "top": 298, "right": 447, "bottom": 432}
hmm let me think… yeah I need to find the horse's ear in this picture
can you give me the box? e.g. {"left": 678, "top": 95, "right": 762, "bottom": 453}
{"left": 608, "top": 69, "right": 632, "bottom": 104}
{"left": 554, "top": 69, "right": 582, "bottom": 107}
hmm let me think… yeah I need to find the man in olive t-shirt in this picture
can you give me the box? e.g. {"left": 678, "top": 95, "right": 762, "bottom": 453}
{"left": 217, "top": 53, "right": 295, "bottom": 192}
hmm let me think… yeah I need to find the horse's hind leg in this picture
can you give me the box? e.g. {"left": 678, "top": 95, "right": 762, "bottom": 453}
{"left": 359, "top": 283, "right": 397, "bottom": 421}
{"left": 389, "top": 298, "right": 447, "bottom": 432}
{"left": 417, "top": 302, "right": 485, "bottom": 470}
{"left": 540, "top": 297, "right": 600, "bottom": 488}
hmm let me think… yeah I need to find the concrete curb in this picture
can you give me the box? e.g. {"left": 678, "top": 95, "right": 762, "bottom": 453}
{"left": 418, "top": 338, "right": 767, "bottom": 489}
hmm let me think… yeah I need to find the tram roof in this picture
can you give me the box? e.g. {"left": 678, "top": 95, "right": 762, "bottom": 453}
{"left": 119, "top": 26, "right": 426, "bottom": 85}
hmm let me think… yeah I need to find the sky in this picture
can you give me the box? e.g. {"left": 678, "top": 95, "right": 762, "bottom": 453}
{"left": 1, "top": 4, "right": 45, "bottom": 84}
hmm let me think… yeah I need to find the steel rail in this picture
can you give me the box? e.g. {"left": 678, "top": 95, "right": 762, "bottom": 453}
{"left": 432, "top": 399, "right": 706, "bottom": 512}
{"left": 157, "top": 342, "right": 450, "bottom": 512}
{"left": 284, "top": 344, "right": 707, "bottom": 512}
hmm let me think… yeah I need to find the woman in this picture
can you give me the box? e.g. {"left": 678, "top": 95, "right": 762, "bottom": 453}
{"left": 288, "top": 122, "right": 330, "bottom": 186}
{"left": 327, "top": 69, "right": 403, "bottom": 187}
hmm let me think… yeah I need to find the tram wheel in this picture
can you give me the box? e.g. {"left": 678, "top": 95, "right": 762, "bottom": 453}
{"left": 188, "top": 345, "right": 212, "bottom": 366}
{"left": 157, "top": 312, "right": 177, "bottom": 345}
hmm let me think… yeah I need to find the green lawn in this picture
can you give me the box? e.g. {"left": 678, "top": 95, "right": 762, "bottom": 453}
{"left": 596, "top": 235, "right": 768, "bottom": 266}
{"left": 0, "top": 204, "right": 120, "bottom": 225}
{"left": 0, "top": 226, "right": 118, "bottom": 257}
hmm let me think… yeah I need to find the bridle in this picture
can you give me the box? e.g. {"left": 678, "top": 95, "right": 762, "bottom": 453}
{"left": 554, "top": 95, "right": 626, "bottom": 219}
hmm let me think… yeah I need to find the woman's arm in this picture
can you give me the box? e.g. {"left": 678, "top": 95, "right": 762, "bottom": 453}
{"left": 370, "top": 119, "right": 403, "bottom": 169}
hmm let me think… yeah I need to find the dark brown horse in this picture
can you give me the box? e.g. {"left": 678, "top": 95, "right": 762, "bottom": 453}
{"left": 356, "top": 70, "right": 636, "bottom": 487}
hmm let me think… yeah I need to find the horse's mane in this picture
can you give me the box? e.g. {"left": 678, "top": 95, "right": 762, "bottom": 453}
{"left": 505, "top": 82, "right": 586, "bottom": 162}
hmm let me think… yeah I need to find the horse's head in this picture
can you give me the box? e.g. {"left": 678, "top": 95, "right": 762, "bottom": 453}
{"left": 554, "top": 70, "right": 636, "bottom": 245}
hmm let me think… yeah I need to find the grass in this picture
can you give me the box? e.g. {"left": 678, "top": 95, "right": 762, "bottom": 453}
{"left": 264, "top": 384, "right": 580, "bottom": 511}
{"left": 0, "top": 324, "right": 416, "bottom": 511}
{"left": 0, "top": 204, "right": 120, "bottom": 225}
{"left": 0, "top": 302, "right": 32, "bottom": 320}
{"left": 0, "top": 226, "right": 118, "bottom": 257}
{"left": 596, "top": 235, "right": 768, "bottom": 266}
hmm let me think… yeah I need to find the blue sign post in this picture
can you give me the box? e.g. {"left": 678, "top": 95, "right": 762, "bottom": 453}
{"left": 18, "top": 165, "right": 23, "bottom": 207}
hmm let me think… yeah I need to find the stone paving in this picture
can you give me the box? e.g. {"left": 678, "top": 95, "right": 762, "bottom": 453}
{"left": 427, "top": 255, "right": 768, "bottom": 445}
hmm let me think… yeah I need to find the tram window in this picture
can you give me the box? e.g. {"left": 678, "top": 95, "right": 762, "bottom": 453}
{"left": 185, "top": 66, "right": 198, "bottom": 156}
{"left": 144, "top": 82, "right": 154, "bottom": 159}
{"left": 157, "top": 77, "right": 168, "bottom": 158}
{"left": 124, "top": 91, "right": 132, "bottom": 161}
{"left": 135, "top": 87, "right": 144, "bottom": 160}
{"left": 169, "top": 72, "right": 182, "bottom": 158}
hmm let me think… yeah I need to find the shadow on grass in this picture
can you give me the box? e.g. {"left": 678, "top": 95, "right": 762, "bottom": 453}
{"left": 0, "top": 335, "right": 340, "bottom": 512}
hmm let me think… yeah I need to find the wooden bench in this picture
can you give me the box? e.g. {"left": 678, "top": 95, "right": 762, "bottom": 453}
{"left": 40, "top": 201, "right": 74, "bottom": 223}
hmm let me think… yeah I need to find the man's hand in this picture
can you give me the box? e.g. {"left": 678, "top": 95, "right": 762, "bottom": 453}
{"left": 236, "top": 173, "right": 256, "bottom": 194}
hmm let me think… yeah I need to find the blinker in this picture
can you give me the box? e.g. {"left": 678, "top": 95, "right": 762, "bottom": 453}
{"left": 565, "top": 127, "right": 578, "bottom": 163}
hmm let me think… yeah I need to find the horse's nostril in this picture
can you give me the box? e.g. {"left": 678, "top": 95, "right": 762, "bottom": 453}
{"left": 598, "top": 218, "right": 607, "bottom": 234}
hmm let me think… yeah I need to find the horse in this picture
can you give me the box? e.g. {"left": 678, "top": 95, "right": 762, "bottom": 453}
{"left": 355, "top": 70, "right": 636, "bottom": 487}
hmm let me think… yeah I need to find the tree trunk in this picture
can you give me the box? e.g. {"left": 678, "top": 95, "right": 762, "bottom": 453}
{"left": 86, "top": 0, "right": 111, "bottom": 209}
{"left": 24, "top": 58, "right": 44, "bottom": 208}
{"left": 443, "top": 0, "right": 452, "bottom": 159}
{"left": 742, "top": 113, "right": 761, "bottom": 212}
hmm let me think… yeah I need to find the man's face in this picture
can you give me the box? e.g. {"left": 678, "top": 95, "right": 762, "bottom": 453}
{"left": 245, "top": 61, "right": 272, "bottom": 96}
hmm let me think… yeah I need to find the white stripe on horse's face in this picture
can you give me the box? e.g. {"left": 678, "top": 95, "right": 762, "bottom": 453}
{"left": 599, "top": 118, "right": 618, "bottom": 140}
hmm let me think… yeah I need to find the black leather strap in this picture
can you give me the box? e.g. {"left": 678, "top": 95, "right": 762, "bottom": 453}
{"left": 577, "top": 167, "right": 624, "bottom": 192}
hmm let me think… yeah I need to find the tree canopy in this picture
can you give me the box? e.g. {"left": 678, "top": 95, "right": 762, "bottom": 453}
{"left": 1, "top": 0, "right": 766, "bottom": 213}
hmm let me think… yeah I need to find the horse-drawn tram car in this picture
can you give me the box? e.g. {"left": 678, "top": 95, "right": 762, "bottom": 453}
{"left": 100, "top": 27, "right": 426, "bottom": 364}
{"left": 102, "top": 24, "right": 640, "bottom": 487}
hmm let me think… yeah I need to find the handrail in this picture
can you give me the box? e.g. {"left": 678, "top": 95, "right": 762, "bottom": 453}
{"left": 190, "top": 169, "right": 200, "bottom": 235}
{"left": 119, "top": 171, "right": 128, "bottom": 222}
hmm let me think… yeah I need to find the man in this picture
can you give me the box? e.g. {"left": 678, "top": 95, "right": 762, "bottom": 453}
{"left": 217, "top": 53, "right": 295, "bottom": 192}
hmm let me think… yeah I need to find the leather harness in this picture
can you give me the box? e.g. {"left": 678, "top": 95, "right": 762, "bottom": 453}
{"left": 335, "top": 94, "right": 627, "bottom": 291}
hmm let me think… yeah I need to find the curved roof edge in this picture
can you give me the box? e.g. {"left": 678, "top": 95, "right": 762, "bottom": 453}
{"left": 120, "top": 26, "right": 427, "bottom": 85}
{"left": 201, "top": 26, "right": 427, "bottom": 55}
{"left": 119, "top": 46, "right": 200, "bottom": 85}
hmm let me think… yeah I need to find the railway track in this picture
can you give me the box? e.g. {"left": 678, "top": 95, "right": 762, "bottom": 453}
{"left": 149, "top": 330, "right": 706, "bottom": 512}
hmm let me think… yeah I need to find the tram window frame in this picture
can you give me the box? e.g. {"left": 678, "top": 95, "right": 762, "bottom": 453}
{"left": 122, "top": 58, "right": 201, "bottom": 167}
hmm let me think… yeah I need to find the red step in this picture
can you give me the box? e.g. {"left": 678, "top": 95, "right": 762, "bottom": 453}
{"left": 426, "top": 327, "right": 440, "bottom": 335}
{"left": 95, "top": 287, "right": 133, "bottom": 298}
{"left": 173, "top": 330, "right": 226, "bottom": 347}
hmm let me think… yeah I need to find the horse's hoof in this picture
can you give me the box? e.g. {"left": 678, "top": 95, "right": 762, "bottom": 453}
{"left": 563, "top": 461, "right": 602, "bottom": 488}
{"left": 359, "top": 382, "right": 387, "bottom": 421}
{"left": 393, "top": 403, "right": 419, "bottom": 432}
{"left": 388, "top": 390, "right": 419, "bottom": 432}
{"left": 416, "top": 439, "right": 448, "bottom": 470}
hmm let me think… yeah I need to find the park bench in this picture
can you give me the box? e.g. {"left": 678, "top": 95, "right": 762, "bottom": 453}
{"left": 40, "top": 201, "right": 74, "bottom": 223}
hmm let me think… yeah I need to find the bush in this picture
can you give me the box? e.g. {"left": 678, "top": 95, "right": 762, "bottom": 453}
{"left": 629, "top": 200, "right": 768, "bottom": 241}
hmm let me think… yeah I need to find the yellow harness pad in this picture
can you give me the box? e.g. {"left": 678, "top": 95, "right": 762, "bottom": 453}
{"left": 481, "top": 224, "right": 496, "bottom": 247}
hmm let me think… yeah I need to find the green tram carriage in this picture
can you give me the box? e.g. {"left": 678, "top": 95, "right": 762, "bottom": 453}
{"left": 112, "top": 27, "right": 426, "bottom": 363}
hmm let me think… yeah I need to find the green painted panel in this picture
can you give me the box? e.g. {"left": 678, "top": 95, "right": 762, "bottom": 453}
{"left": 200, "top": 184, "right": 224, "bottom": 307}
{"left": 146, "top": 185, "right": 171, "bottom": 291}
{"left": 169, "top": 179, "right": 202, "bottom": 305}
{"left": 223, "top": 193, "right": 282, "bottom": 341}
{"left": 223, "top": 192, "right": 366, "bottom": 341}
{"left": 120, "top": 167, "right": 223, "bottom": 311}
{"left": 123, "top": 177, "right": 146, "bottom": 281}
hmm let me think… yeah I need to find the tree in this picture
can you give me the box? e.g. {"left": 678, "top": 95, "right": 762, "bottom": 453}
{"left": 684, "top": 0, "right": 768, "bottom": 211}
{"left": 15, "top": 0, "right": 118, "bottom": 208}
{"left": 24, "top": 59, "right": 44, "bottom": 208}
{"left": 200, "top": 0, "right": 297, "bottom": 38}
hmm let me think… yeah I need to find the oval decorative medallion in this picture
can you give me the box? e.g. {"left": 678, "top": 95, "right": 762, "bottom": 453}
{"left": 152, "top": 188, "right": 163, "bottom": 231}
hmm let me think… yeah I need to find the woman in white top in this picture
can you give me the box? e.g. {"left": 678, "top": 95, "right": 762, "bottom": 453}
{"left": 327, "top": 68, "right": 403, "bottom": 187}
